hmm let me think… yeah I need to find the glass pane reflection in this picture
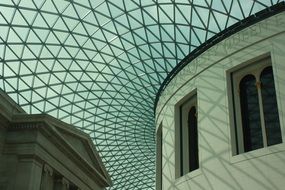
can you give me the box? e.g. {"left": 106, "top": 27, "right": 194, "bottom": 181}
{"left": 261, "top": 66, "right": 282, "bottom": 146}
{"left": 239, "top": 75, "right": 263, "bottom": 152}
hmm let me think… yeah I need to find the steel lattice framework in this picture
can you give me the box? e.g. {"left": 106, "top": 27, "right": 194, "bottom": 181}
{"left": 0, "top": 0, "right": 283, "bottom": 189}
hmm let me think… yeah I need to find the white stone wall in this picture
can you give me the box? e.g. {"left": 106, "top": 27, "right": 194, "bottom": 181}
{"left": 156, "top": 12, "right": 285, "bottom": 190}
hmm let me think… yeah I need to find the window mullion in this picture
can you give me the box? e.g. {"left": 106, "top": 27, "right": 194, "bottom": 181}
{"left": 236, "top": 83, "right": 245, "bottom": 153}
{"left": 256, "top": 80, "right": 268, "bottom": 147}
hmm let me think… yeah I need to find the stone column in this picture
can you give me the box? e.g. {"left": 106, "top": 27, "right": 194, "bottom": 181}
{"left": 54, "top": 177, "right": 70, "bottom": 190}
{"left": 14, "top": 157, "right": 43, "bottom": 190}
{"left": 40, "top": 164, "right": 54, "bottom": 190}
{"left": 69, "top": 185, "right": 81, "bottom": 190}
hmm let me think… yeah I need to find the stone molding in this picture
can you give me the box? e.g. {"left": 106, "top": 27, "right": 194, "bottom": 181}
{"left": 0, "top": 90, "right": 112, "bottom": 189}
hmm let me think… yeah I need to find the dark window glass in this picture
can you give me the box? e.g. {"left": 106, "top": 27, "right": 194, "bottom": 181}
{"left": 188, "top": 106, "right": 198, "bottom": 171}
{"left": 239, "top": 75, "right": 263, "bottom": 152}
{"left": 260, "top": 66, "right": 282, "bottom": 146}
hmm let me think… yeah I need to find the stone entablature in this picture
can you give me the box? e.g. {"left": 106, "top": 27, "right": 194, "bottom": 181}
{"left": 0, "top": 90, "right": 112, "bottom": 190}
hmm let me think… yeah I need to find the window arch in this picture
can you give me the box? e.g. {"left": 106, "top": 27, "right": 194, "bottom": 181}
{"left": 176, "top": 91, "right": 198, "bottom": 177}
{"left": 260, "top": 66, "right": 282, "bottom": 146}
{"left": 230, "top": 57, "right": 282, "bottom": 155}
{"left": 239, "top": 74, "right": 263, "bottom": 152}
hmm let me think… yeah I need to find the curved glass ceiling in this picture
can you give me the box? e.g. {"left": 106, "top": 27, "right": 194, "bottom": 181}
{"left": 0, "top": 0, "right": 282, "bottom": 189}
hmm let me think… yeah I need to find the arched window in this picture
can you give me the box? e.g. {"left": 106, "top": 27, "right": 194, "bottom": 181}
{"left": 239, "top": 75, "right": 263, "bottom": 152}
{"left": 188, "top": 106, "right": 198, "bottom": 172}
{"left": 230, "top": 57, "right": 282, "bottom": 155}
{"left": 260, "top": 66, "right": 282, "bottom": 146}
{"left": 177, "top": 92, "right": 198, "bottom": 177}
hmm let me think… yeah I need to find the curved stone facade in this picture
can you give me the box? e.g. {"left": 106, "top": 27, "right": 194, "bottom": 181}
{"left": 156, "top": 12, "right": 285, "bottom": 190}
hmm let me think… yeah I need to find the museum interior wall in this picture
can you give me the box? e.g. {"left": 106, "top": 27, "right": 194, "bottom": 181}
{"left": 0, "top": 90, "right": 112, "bottom": 190}
{"left": 156, "top": 11, "right": 285, "bottom": 190}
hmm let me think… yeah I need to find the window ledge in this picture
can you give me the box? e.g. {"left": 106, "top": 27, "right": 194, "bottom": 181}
{"left": 174, "top": 168, "right": 202, "bottom": 185}
{"left": 230, "top": 143, "right": 285, "bottom": 164}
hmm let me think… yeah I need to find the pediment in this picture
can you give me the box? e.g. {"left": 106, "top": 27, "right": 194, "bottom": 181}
{"left": 9, "top": 113, "right": 111, "bottom": 185}
{"left": 0, "top": 89, "right": 112, "bottom": 187}
{"left": 52, "top": 124, "right": 108, "bottom": 181}
{"left": 59, "top": 130, "right": 95, "bottom": 167}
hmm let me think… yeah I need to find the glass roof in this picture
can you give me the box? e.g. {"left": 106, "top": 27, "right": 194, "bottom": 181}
{"left": 0, "top": 0, "right": 282, "bottom": 189}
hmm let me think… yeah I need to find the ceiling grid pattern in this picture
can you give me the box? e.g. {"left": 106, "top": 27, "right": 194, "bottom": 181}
{"left": 0, "top": 0, "right": 282, "bottom": 189}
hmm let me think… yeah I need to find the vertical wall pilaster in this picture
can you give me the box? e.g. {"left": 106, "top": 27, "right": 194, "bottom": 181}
{"left": 14, "top": 157, "right": 43, "bottom": 190}
{"left": 41, "top": 164, "right": 54, "bottom": 190}
{"left": 54, "top": 177, "right": 70, "bottom": 190}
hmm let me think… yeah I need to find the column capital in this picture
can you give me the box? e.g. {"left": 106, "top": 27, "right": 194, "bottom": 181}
{"left": 43, "top": 164, "right": 53, "bottom": 176}
{"left": 62, "top": 177, "right": 70, "bottom": 189}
